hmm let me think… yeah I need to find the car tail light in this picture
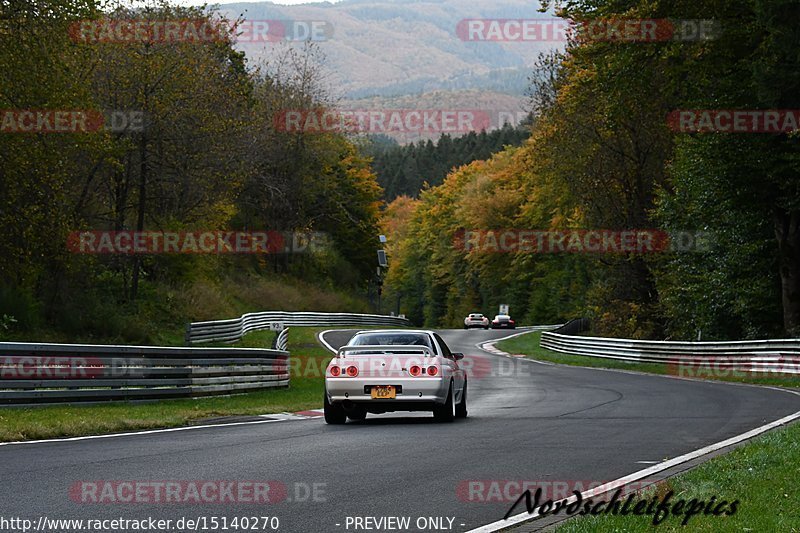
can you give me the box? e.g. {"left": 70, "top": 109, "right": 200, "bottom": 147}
{"left": 409, "top": 365, "right": 422, "bottom": 377}
{"left": 346, "top": 366, "right": 359, "bottom": 377}
{"left": 427, "top": 366, "right": 439, "bottom": 376}
{"left": 330, "top": 366, "right": 341, "bottom": 377}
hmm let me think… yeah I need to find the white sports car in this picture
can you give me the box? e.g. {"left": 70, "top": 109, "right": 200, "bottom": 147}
{"left": 324, "top": 330, "right": 468, "bottom": 424}
{"left": 464, "top": 313, "right": 490, "bottom": 329}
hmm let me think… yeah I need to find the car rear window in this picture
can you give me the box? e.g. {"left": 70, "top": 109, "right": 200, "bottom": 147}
{"left": 348, "top": 333, "right": 437, "bottom": 354}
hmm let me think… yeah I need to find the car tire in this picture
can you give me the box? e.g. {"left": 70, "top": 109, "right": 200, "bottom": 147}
{"left": 347, "top": 407, "right": 367, "bottom": 422}
{"left": 455, "top": 381, "right": 468, "bottom": 418}
{"left": 324, "top": 390, "right": 347, "bottom": 425}
{"left": 433, "top": 382, "right": 455, "bottom": 423}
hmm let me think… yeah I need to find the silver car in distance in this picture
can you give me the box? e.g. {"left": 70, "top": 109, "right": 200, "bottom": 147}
{"left": 464, "top": 313, "right": 490, "bottom": 329}
{"left": 324, "top": 330, "right": 468, "bottom": 424}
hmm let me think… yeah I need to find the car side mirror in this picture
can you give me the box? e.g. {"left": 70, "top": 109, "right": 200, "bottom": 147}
{"left": 452, "top": 352, "right": 464, "bottom": 361}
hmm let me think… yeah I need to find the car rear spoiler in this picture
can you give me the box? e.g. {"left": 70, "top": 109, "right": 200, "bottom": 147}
{"left": 336, "top": 345, "right": 433, "bottom": 359}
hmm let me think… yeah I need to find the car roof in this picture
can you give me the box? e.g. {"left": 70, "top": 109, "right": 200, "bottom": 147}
{"left": 354, "top": 329, "right": 434, "bottom": 335}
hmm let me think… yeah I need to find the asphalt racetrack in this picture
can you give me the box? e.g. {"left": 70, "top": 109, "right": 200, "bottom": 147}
{"left": 2, "top": 328, "right": 799, "bottom": 532}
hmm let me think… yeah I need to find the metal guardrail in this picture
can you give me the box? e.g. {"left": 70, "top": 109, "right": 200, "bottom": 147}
{"left": 552, "top": 318, "right": 590, "bottom": 336}
{"left": 540, "top": 322, "right": 800, "bottom": 375}
{"left": 0, "top": 342, "right": 289, "bottom": 405}
{"left": 274, "top": 328, "right": 289, "bottom": 352}
{"left": 186, "top": 312, "right": 411, "bottom": 345}
{"left": 1, "top": 312, "right": 410, "bottom": 406}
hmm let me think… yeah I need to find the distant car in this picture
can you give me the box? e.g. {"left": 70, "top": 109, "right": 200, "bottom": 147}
{"left": 491, "top": 314, "right": 516, "bottom": 329}
{"left": 324, "top": 330, "right": 468, "bottom": 424}
{"left": 464, "top": 313, "right": 490, "bottom": 329}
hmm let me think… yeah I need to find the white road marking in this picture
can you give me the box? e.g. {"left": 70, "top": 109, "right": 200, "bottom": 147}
{"left": 0, "top": 330, "right": 343, "bottom": 446}
{"left": 0, "top": 418, "right": 285, "bottom": 447}
{"left": 318, "top": 329, "right": 339, "bottom": 353}
{"left": 0, "top": 408, "right": 334, "bottom": 447}
{"left": 475, "top": 330, "right": 536, "bottom": 357}
{"left": 266, "top": 413, "right": 313, "bottom": 421}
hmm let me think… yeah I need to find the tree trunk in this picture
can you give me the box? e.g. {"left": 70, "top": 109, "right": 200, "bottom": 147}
{"left": 775, "top": 209, "right": 800, "bottom": 336}
{"left": 131, "top": 132, "right": 148, "bottom": 302}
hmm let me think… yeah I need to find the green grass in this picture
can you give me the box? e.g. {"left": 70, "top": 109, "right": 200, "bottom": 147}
{"left": 0, "top": 327, "right": 337, "bottom": 442}
{"left": 498, "top": 331, "right": 800, "bottom": 531}
{"left": 555, "top": 421, "right": 800, "bottom": 532}
{"left": 497, "top": 331, "right": 800, "bottom": 388}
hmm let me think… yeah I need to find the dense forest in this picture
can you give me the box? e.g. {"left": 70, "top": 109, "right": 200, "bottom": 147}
{"left": 5, "top": 0, "right": 800, "bottom": 345}
{"left": 366, "top": 123, "right": 531, "bottom": 200}
{"left": 383, "top": 0, "right": 800, "bottom": 341}
{"left": 0, "top": 0, "right": 382, "bottom": 342}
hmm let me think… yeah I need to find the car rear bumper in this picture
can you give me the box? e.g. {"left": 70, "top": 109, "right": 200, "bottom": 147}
{"left": 326, "top": 377, "right": 448, "bottom": 404}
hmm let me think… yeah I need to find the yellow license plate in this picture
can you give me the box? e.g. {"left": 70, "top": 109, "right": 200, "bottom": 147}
{"left": 371, "top": 386, "right": 396, "bottom": 399}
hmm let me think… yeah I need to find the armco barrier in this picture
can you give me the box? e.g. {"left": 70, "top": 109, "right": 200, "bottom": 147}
{"left": 0, "top": 342, "right": 289, "bottom": 405}
{"left": 552, "top": 318, "right": 590, "bottom": 336}
{"left": 275, "top": 327, "right": 289, "bottom": 351}
{"left": 186, "top": 312, "right": 411, "bottom": 345}
{"left": 2, "top": 312, "right": 410, "bottom": 406}
{"left": 540, "top": 326, "right": 800, "bottom": 375}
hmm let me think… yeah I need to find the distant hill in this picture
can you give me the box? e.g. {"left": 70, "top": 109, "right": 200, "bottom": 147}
{"left": 219, "top": 0, "right": 560, "bottom": 97}
{"left": 340, "top": 89, "right": 529, "bottom": 143}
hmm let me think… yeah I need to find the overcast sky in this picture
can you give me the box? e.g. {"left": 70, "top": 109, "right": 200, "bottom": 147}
{"left": 178, "top": 0, "right": 344, "bottom": 5}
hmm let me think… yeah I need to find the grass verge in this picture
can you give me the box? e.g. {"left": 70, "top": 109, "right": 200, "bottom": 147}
{"left": 555, "top": 420, "right": 800, "bottom": 532}
{"left": 496, "top": 331, "right": 800, "bottom": 388}
{"left": 0, "top": 327, "right": 338, "bottom": 442}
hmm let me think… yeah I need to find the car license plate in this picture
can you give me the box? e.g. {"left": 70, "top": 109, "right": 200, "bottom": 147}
{"left": 371, "top": 386, "right": 396, "bottom": 399}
